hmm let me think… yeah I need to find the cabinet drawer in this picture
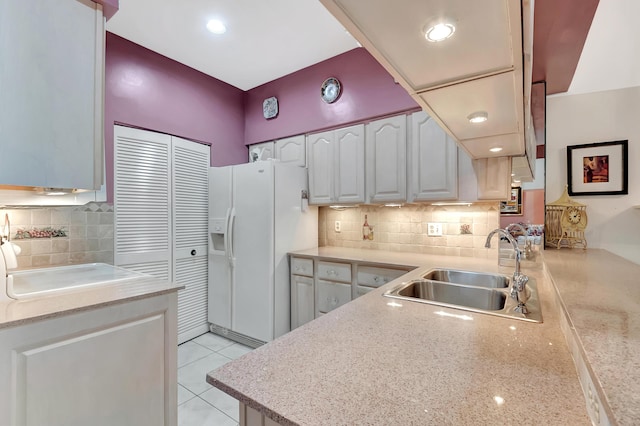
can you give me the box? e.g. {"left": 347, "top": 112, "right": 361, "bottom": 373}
{"left": 317, "top": 261, "right": 352, "bottom": 283}
{"left": 317, "top": 280, "right": 352, "bottom": 313}
{"left": 357, "top": 266, "right": 409, "bottom": 288}
{"left": 291, "top": 257, "right": 313, "bottom": 277}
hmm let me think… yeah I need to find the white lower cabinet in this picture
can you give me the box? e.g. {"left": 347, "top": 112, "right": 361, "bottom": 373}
{"left": 0, "top": 293, "right": 178, "bottom": 426}
{"left": 291, "top": 275, "right": 314, "bottom": 329}
{"left": 316, "top": 260, "right": 352, "bottom": 316}
{"left": 356, "top": 265, "right": 408, "bottom": 289}
{"left": 241, "top": 403, "right": 282, "bottom": 426}
{"left": 317, "top": 280, "right": 352, "bottom": 314}
{"left": 290, "top": 256, "right": 413, "bottom": 328}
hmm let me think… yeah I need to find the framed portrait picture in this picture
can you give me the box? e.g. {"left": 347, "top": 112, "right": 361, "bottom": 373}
{"left": 500, "top": 187, "right": 522, "bottom": 215}
{"left": 567, "top": 140, "right": 628, "bottom": 196}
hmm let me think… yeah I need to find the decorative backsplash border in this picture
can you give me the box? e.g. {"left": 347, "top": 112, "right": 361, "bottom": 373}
{"left": 1, "top": 202, "right": 113, "bottom": 268}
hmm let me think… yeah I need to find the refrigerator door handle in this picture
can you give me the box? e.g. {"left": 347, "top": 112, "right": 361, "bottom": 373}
{"left": 223, "top": 207, "right": 231, "bottom": 259}
{"left": 228, "top": 207, "right": 236, "bottom": 266}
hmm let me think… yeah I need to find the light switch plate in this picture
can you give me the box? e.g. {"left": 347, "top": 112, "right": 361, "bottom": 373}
{"left": 427, "top": 223, "right": 443, "bottom": 236}
{"left": 335, "top": 221, "right": 341, "bottom": 232}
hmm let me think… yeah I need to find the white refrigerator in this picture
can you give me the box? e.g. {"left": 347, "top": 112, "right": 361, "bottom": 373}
{"left": 208, "top": 161, "right": 318, "bottom": 345}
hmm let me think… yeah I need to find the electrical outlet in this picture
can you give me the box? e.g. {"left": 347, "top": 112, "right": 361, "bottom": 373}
{"left": 427, "top": 223, "right": 443, "bottom": 236}
{"left": 334, "top": 221, "right": 341, "bottom": 232}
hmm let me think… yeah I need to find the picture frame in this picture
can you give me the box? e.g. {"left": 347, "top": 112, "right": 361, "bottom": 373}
{"left": 500, "top": 187, "right": 522, "bottom": 215}
{"left": 567, "top": 140, "right": 628, "bottom": 196}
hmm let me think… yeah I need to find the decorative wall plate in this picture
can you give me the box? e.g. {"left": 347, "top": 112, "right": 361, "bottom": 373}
{"left": 263, "top": 96, "right": 278, "bottom": 119}
{"left": 321, "top": 77, "right": 341, "bottom": 103}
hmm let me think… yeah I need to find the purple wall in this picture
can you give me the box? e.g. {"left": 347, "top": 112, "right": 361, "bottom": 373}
{"left": 104, "top": 33, "right": 246, "bottom": 203}
{"left": 244, "top": 48, "right": 420, "bottom": 145}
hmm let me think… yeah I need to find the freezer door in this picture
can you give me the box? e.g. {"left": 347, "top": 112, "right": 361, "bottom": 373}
{"left": 208, "top": 167, "right": 233, "bottom": 329}
{"left": 231, "top": 162, "right": 275, "bottom": 342}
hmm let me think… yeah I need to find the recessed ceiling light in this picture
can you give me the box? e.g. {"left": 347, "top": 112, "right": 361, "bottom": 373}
{"left": 489, "top": 147, "right": 503, "bottom": 153}
{"left": 467, "top": 111, "right": 488, "bottom": 123}
{"left": 424, "top": 23, "right": 455, "bottom": 42}
{"left": 206, "top": 19, "right": 226, "bottom": 34}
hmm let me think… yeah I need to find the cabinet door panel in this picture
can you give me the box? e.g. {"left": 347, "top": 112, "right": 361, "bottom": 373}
{"left": 0, "top": 0, "right": 103, "bottom": 189}
{"left": 275, "top": 135, "right": 306, "bottom": 166}
{"left": 366, "top": 116, "right": 407, "bottom": 203}
{"left": 291, "top": 275, "right": 314, "bottom": 329}
{"left": 335, "top": 124, "right": 365, "bottom": 203}
{"left": 317, "top": 280, "right": 351, "bottom": 314}
{"left": 474, "top": 157, "right": 511, "bottom": 200}
{"left": 307, "top": 131, "right": 335, "bottom": 204}
{"left": 409, "top": 111, "right": 458, "bottom": 201}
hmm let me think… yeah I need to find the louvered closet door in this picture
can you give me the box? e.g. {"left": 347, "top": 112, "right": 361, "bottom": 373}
{"left": 114, "top": 126, "right": 172, "bottom": 279}
{"left": 172, "top": 136, "right": 211, "bottom": 343}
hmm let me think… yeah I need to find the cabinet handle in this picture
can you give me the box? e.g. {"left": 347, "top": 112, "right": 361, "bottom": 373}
{"left": 190, "top": 249, "right": 197, "bottom": 256}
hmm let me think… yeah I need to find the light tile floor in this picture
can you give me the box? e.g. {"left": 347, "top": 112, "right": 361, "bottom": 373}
{"left": 177, "top": 333, "right": 253, "bottom": 426}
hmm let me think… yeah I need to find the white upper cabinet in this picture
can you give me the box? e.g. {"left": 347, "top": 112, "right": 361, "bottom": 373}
{"left": 473, "top": 157, "right": 512, "bottom": 200}
{"left": 307, "top": 125, "right": 364, "bottom": 205}
{"left": 307, "top": 131, "right": 335, "bottom": 204}
{"left": 275, "top": 135, "right": 306, "bottom": 167}
{"left": 408, "top": 111, "right": 458, "bottom": 202}
{"left": 0, "top": 0, "right": 105, "bottom": 190}
{"left": 249, "top": 136, "right": 305, "bottom": 166}
{"left": 366, "top": 115, "right": 407, "bottom": 203}
{"left": 319, "top": 0, "right": 532, "bottom": 159}
{"left": 335, "top": 125, "right": 365, "bottom": 203}
{"left": 248, "top": 141, "right": 275, "bottom": 163}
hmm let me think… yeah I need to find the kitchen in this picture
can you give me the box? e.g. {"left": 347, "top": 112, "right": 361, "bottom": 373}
{"left": 1, "top": 0, "right": 639, "bottom": 425}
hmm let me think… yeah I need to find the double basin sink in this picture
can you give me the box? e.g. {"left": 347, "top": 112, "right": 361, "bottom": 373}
{"left": 383, "top": 268, "right": 542, "bottom": 323}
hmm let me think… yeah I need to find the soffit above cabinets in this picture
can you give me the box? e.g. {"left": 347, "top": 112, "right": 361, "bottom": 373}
{"left": 418, "top": 71, "right": 520, "bottom": 140}
{"left": 320, "top": 0, "right": 529, "bottom": 160}
{"left": 329, "top": 0, "right": 518, "bottom": 92}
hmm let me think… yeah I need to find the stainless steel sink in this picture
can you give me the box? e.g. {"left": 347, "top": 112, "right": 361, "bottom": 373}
{"left": 384, "top": 269, "right": 542, "bottom": 323}
{"left": 422, "top": 269, "right": 509, "bottom": 289}
{"left": 397, "top": 280, "right": 506, "bottom": 311}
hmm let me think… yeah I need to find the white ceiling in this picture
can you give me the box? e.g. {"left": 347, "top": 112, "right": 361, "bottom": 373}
{"left": 106, "top": 0, "right": 359, "bottom": 91}
{"left": 107, "top": 0, "right": 639, "bottom": 95}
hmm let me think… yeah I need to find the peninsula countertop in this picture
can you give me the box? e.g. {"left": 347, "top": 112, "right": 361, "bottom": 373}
{"left": 544, "top": 249, "right": 640, "bottom": 425}
{"left": 208, "top": 249, "right": 591, "bottom": 425}
{"left": 0, "top": 264, "right": 183, "bottom": 329}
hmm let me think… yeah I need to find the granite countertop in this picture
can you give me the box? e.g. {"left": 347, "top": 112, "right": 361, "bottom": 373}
{"left": 0, "top": 267, "right": 182, "bottom": 329}
{"left": 544, "top": 249, "right": 640, "bottom": 425}
{"left": 208, "top": 248, "right": 591, "bottom": 425}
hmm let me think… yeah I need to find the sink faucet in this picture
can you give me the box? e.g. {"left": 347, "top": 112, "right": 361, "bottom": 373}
{"left": 485, "top": 228, "right": 530, "bottom": 314}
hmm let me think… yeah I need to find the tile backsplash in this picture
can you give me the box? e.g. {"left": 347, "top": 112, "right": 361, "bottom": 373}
{"left": 319, "top": 203, "right": 501, "bottom": 258}
{"left": 1, "top": 202, "right": 113, "bottom": 269}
